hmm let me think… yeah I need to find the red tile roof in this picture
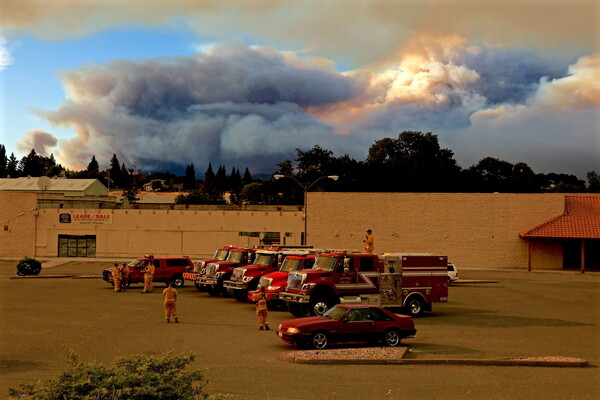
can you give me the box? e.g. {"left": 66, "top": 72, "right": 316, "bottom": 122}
{"left": 520, "top": 196, "right": 600, "bottom": 239}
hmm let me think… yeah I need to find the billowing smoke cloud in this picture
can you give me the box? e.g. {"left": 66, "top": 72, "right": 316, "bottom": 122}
{"left": 39, "top": 43, "right": 363, "bottom": 172}
{"left": 17, "top": 129, "right": 57, "bottom": 156}
{"left": 34, "top": 37, "right": 599, "bottom": 177}
{"left": 2, "top": 1, "right": 597, "bottom": 68}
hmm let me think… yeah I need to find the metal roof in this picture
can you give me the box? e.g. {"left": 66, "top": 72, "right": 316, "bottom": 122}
{"left": 0, "top": 177, "right": 106, "bottom": 193}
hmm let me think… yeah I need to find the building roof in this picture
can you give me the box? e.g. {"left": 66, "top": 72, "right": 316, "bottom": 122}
{"left": 0, "top": 177, "right": 107, "bottom": 194}
{"left": 520, "top": 196, "right": 600, "bottom": 239}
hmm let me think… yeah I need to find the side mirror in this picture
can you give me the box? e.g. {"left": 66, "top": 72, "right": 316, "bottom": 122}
{"left": 344, "top": 267, "right": 349, "bottom": 274}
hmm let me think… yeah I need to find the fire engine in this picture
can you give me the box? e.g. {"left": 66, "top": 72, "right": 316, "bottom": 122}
{"left": 196, "top": 247, "right": 257, "bottom": 296}
{"left": 223, "top": 248, "right": 312, "bottom": 302}
{"left": 279, "top": 252, "right": 449, "bottom": 317}
{"left": 248, "top": 253, "right": 317, "bottom": 309}
{"left": 182, "top": 245, "right": 235, "bottom": 290}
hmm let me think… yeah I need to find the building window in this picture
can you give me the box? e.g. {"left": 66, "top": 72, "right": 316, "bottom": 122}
{"left": 58, "top": 235, "right": 96, "bottom": 257}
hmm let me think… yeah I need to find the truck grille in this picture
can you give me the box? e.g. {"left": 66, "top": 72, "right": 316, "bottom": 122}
{"left": 231, "top": 268, "right": 245, "bottom": 282}
{"left": 206, "top": 263, "right": 217, "bottom": 277}
{"left": 287, "top": 273, "right": 304, "bottom": 290}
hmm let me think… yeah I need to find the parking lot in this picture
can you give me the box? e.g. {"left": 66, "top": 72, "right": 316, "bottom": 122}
{"left": 1, "top": 260, "right": 599, "bottom": 400}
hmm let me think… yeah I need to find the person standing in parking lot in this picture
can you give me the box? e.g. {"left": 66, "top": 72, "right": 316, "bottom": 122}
{"left": 111, "top": 263, "right": 122, "bottom": 293}
{"left": 254, "top": 285, "right": 270, "bottom": 330}
{"left": 119, "top": 263, "right": 129, "bottom": 292}
{"left": 141, "top": 258, "right": 155, "bottom": 293}
{"left": 162, "top": 283, "right": 179, "bottom": 323}
{"left": 363, "top": 229, "right": 374, "bottom": 254}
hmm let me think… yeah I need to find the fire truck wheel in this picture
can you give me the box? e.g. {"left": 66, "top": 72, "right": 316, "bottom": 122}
{"left": 309, "top": 295, "right": 336, "bottom": 317}
{"left": 310, "top": 331, "right": 329, "bottom": 349}
{"left": 233, "top": 289, "right": 248, "bottom": 302}
{"left": 288, "top": 303, "right": 308, "bottom": 317}
{"left": 194, "top": 282, "right": 203, "bottom": 291}
{"left": 224, "top": 288, "right": 234, "bottom": 298}
{"left": 207, "top": 285, "right": 221, "bottom": 296}
{"left": 383, "top": 329, "right": 401, "bottom": 347}
{"left": 406, "top": 297, "right": 425, "bottom": 317}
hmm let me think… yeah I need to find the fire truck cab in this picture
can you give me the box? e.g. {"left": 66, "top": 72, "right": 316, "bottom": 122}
{"left": 279, "top": 252, "right": 448, "bottom": 317}
{"left": 223, "top": 248, "right": 312, "bottom": 302}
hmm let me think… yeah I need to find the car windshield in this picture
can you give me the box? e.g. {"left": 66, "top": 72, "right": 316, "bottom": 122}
{"left": 253, "top": 254, "right": 273, "bottom": 267}
{"left": 227, "top": 251, "right": 244, "bottom": 263}
{"left": 279, "top": 257, "right": 301, "bottom": 272}
{"left": 214, "top": 249, "right": 229, "bottom": 261}
{"left": 313, "top": 255, "right": 337, "bottom": 272}
{"left": 322, "top": 305, "right": 346, "bottom": 320}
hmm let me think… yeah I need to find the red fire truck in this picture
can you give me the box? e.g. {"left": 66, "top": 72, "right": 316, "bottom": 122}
{"left": 182, "top": 245, "right": 235, "bottom": 290}
{"left": 248, "top": 253, "right": 317, "bottom": 309}
{"left": 223, "top": 248, "right": 312, "bottom": 302}
{"left": 279, "top": 252, "right": 449, "bottom": 317}
{"left": 196, "top": 247, "right": 257, "bottom": 296}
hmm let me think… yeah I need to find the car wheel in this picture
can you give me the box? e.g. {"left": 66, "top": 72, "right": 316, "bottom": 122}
{"left": 405, "top": 297, "right": 424, "bottom": 317}
{"left": 288, "top": 302, "right": 308, "bottom": 317}
{"left": 311, "top": 331, "right": 329, "bottom": 349}
{"left": 170, "top": 275, "right": 185, "bottom": 288}
{"left": 383, "top": 329, "right": 401, "bottom": 347}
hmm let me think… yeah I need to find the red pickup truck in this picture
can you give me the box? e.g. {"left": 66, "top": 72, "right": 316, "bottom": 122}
{"left": 102, "top": 255, "right": 193, "bottom": 288}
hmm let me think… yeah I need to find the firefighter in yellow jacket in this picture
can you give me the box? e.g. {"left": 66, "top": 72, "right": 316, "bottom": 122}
{"left": 254, "top": 285, "right": 270, "bottom": 330}
{"left": 111, "top": 263, "right": 122, "bottom": 293}
{"left": 141, "top": 259, "right": 155, "bottom": 293}
{"left": 162, "top": 283, "right": 179, "bottom": 323}
{"left": 363, "top": 229, "right": 374, "bottom": 254}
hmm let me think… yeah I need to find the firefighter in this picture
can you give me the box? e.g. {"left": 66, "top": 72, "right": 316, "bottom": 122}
{"left": 162, "top": 283, "right": 179, "bottom": 323}
{"left": 363, "top": 229, "right": 374, "bottom": 254}
{"left": 254, "top": 285, "right": 270, "bottom": 330}
{"left": 141, "top": 258, "right": 155, "bottom": 293}
{"left": 119, "top": 262, "right": 129, "bottom": 292}
{"left": 111, "top": 263, "right": 122, "bottom": 293}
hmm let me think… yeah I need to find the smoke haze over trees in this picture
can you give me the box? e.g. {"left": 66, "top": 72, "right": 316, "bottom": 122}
{"left": 2, "top": 132, "right": 597, "bottom": 205}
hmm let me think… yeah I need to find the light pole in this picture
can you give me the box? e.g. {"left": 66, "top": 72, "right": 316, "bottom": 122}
{"left": 274, "top": 174, "right": 339, "bottom": 245}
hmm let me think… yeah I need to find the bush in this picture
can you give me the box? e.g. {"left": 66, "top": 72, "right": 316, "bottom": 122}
{"left": 16, "top": 256, "right": 42, "bottom": 276}
{"left": 9, "top": 349, "right": 221, "bottom": 400}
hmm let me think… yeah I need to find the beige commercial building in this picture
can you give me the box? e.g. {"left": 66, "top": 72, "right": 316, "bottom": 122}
{"left": 1, "top": 181, "right": 598, "bottom": 270}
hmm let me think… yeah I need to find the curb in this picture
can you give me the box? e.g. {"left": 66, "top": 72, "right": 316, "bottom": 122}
{"left": 10, "top": 274, "right": 102, "bottom": 279}
{"left": 452, "top": 279, "right": 498, "bottom": 284}
{"left": 279, "top": 352, "right": 588, "bottom": 367}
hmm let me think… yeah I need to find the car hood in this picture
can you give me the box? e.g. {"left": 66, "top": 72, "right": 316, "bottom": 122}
{"left": 281, "top": 316, "right": 337, "bottom": 329}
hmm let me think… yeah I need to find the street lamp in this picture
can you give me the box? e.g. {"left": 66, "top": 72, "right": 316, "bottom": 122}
{"left": 274, "top": 174, "right": 339, "bottom": 245}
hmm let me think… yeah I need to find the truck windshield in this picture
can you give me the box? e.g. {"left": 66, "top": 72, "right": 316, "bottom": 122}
{"left": 253, "top": 254, "right": 273, "bottom": 267}
{"left": 227, "top": 251, "right": 244, "bottom": 263}
{"left": 279, "top": 257, "right": 302, "bottom": 272}
{"left": 214, "top": 249, "right": 229, "bottom": 261}
{"left": 313, "top": 255, "right": 337, "bottom": 272}
{"left": 127, "top": 259, "right": 143, "bottom": 268}
{"left": 323, "top": 306, "right": 346, "bottom": 320}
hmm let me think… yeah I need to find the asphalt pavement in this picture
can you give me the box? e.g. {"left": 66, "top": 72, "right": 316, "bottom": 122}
{"left": 0, "top": 259, "right": 599, "bottom": 400}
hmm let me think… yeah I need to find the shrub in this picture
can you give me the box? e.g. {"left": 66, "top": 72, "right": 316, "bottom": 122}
{"left": 16, "top": 256, "right": 42, "bottom": 276}
{"left": 9, "top": 349, "right": 221, "bottom": 400}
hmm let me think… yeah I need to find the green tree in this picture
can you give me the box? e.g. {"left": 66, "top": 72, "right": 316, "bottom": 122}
{"left": 9, "top": 349, "right": 218, "bottom": 400}
{"left": 0, "top": 144, "right": 7, "bottom": 177}
{"left": 203, "top": 163, "right": 215, "bottom": 195}
{"left": 86, "top": 155, "right": 100, "bottom": 178}
{"left": 215, "top": 165, "right": 227, "bottom": 193}
{"left": 183, "top": 164, "right": 197, "bottom": 191}
{"left": 19, "top": 149, "right": 45, "bottom": 177}
{"left": 108, "top": 154, "right": 124, "bottom": 188}
{"left": 242, "top": 167, "right": 253, "bottom": 186}
{"left": 6, "top": 153, "right": 19, "bottom": 177}
{"left": 587, "top": 171, "right": 600, "bottom": 193}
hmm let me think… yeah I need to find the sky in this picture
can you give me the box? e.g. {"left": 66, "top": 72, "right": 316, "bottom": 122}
{"left": 0, "top": 0, "right": 598, "bottom": 179}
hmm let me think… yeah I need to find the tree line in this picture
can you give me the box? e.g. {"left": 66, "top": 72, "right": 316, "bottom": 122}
{"left": 1, "top": 131, "right": 598, "bottom": 205}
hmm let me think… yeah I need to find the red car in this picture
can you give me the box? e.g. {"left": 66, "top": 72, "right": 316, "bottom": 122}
{"left": 276, "top": 304, "right": 416, "bottom": 349}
